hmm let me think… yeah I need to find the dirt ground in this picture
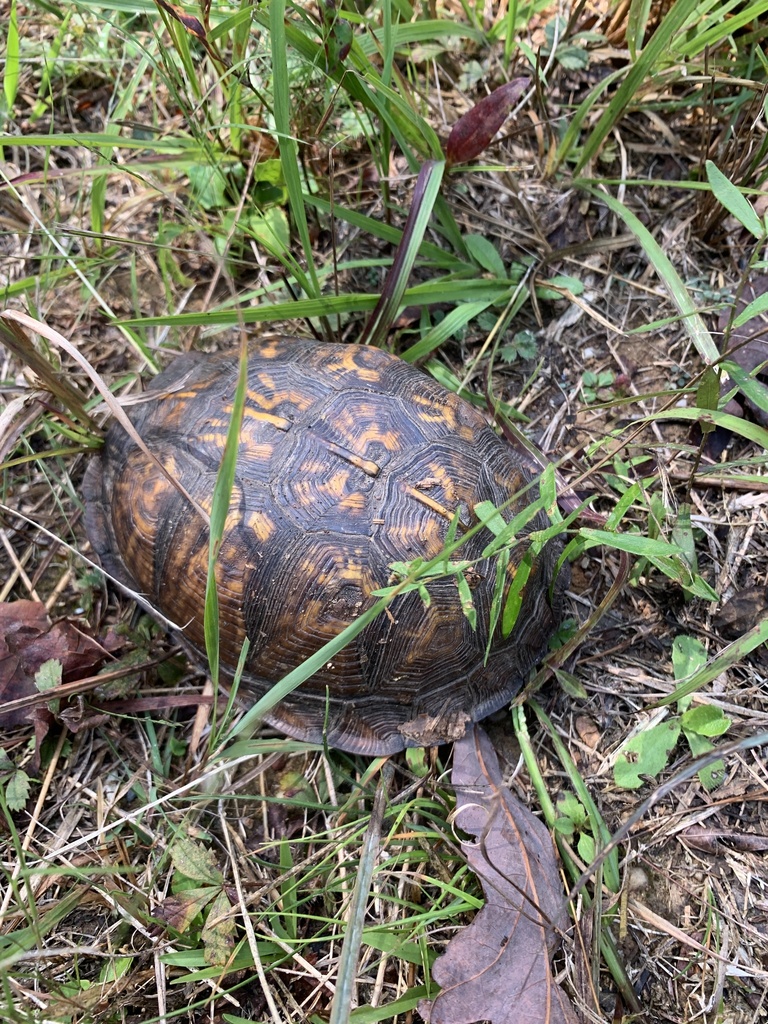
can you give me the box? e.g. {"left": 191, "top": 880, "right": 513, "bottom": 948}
{"left": 2, "top": 11, "right": 768, "bottom": 1023}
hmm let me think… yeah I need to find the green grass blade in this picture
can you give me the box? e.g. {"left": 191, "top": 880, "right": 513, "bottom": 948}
{"left": 270, "top": 0, "right": 320, "bottom": 299}
{"left": 204, "top": 345, "right": 249, "bottom": 690}
{"left": 120, "top": 279, "right": 517, "bottom": 330}
{"left": 400, "top": 299, "right": 497, "bottom": 362}
{"left": 580, "top": 185, "right": 719, "bottom": 365}
{"left": 552, "top": 66, "right": 626, "bottom": 172}
{"left": 705, "top": 160, "right": 764, "bottom": 238}
{"left": 645, "top": 405, "right": 768, "bottom": 448}
{"left": 527, "top": 700, "right": 621, "bottom": 892}
{"left": 626, "top": 0, "right": 652, "bottom": 60}
{"left": 653, "top": 615, "right": 768, "bottom": 705}
{"left": 356, "top": 19, "right": 486, "bottom": 56}
{"left": 265, "top": 11, "right": 443, "bottom": 161}
{"left": 722, "top": 359, "right": 768, "bottom": 418}
{"left": 2, "top": 0, "right": 20, "bottom": 117}
{"left": 329, "top": 764, "right": 393, "bottom": 1024}
{"left": 358, "top": 159, "right": 445, "bottom": 347}
{"left": 675, "top": 0, "right": 768, "bottom": 56}
{"left": 572, "top": 0, "right": 704, "bottom": 173}
{"left": 305, "top": 194, "right": 463, "bottom": 266}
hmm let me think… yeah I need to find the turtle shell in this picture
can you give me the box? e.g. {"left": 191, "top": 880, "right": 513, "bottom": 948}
{"left": 83, "top": 338, "right": 567, "bottom": 754}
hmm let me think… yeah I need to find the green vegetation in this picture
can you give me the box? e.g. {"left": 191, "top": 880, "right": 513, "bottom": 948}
{"left": 2, "top": 0, "right": 768, "bottom": 1020}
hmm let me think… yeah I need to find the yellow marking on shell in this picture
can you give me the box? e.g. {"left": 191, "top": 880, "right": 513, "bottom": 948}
{"left": 337, "top": 492, "right": 368, "bottom": 514}
{"left": 411, "top": 392, "right": 459, "bottom": 427}
{"left": 403, "top": 483, "right": 458, "bottom": 523}
{"left": 411, "top": 460, "right": 467, "bottom": 508}
{"left": 323, "top": 406, "right": 404, "bottom": 453}
{"left": 327, "top": 348, "right": 385, "bottom": 383}
{"left": 456, "top": 423, "right": 479, "bottom": 442}
{"left": 253, "top": 340, "right": 284, "bottom": 360}
{"left": 324, "top": 440, "right": 380, "bottom": 477}
{"left": 200, "top": 431, "right": 227, "bottom": 446}
{"left": 253, "top": 371, "right": 276, "bottom": 394}
{"left": 246, "top": 509, "right": 276, "bottom": 544}
{"left": 245, "top": 408, "right": 292, "bottom": 431}
{"left": 222, "top": 400, "right": 291, "bottom": 432}
{"left": 299, "top": 456, "right": 343, "bottom": 477}
{"left": 246, "top": 381, "right": 314, "bottom": 415}
{"left": 238, "top": 441, "right": 276, "bottom": 464}
{"left": 296, "top": 551, "right": 371, "bottom": 598}
{"left": 351, "top": 366, "right": 384, "bottom": 383}
{"left": 164, "top": 386, "right": 206, "bottom": 401}
{"left": 292, "top": 466, "right": 354, "bottom": 504}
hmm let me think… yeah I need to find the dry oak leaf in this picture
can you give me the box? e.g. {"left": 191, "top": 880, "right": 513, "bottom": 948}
{"left": 0, "top": 601, "right": 109, "bottom": 727}
{"left": 421, "top": 726, "right": 579, "bottom": 1024}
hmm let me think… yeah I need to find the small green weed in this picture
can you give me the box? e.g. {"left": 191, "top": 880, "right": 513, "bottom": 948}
{"left": 159, "top": 835, "right": 236, "bottom": 967}
{"left": 554, "top": 792, "right": 597, "bottom": 863}
{"left": 580, "top": 369, "right": 615, "bottom": 404}
{"left": 499, "top": 329, "right": 538, "bottom": 363}
{"left": 0, "top": 749, "right": 31, "bottom": 812}
{"left": 614, "top": 636, "right": 732, "bottom": 791}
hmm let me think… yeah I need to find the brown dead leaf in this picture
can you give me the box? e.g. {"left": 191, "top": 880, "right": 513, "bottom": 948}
{"left": 445, "top": 79, "right": 529, "bottom": 167}
{"left": 718, "top": 274, "right": 768, "bottom": 427}
{"left": 0, "top": 598, "right": 50, "bottom": 637}
{"left": 713, "top": 586, "right": 768, "bottom": 640}
{"left": 154, "top": 0, "right": 205, "bottom": 40}
{"left": 681, "top": 824, "right": 768, "bottom": 854}
{"left": 0, "top": 601, "right": 112, "bottom": 727}
{"left": 153, "top": 0, "right": 230, "bottom": 73}
{"left": 574, "top": 715, "right": 601, "bottom": 751}
{"left": 420, "top": 726, "right": 579, "bottom": 1024}
{"left": 154, "top": 887, "right": 219, "bottom": 933}
{"left": 1, "top": 601, "right": 55, "bottom": 726}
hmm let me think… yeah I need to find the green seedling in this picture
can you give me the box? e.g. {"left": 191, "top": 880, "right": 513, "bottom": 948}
{"left": 614, "top": 635, "right": 731, "bottom": 791}
{"left": 500, "top": 329, "right": 538, "bottom": 363}
{"left": 554, "top": 792, "right": 597, "bottom": 863}
{"left": 158, "top": 835, "right": 236, "bottom": 968}
{"left": 580, "top": 369, "right": 615, "bottom": 404}
{"left": 0, "top": 749, "right": 31, "bottom": 812}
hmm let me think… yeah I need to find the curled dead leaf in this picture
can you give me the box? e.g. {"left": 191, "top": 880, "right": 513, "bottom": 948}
{"left": 713, "top": 586, "right": 768, "bottom": 640}
{"left": 717, "top": 273, "right": 768, "bottom": 428}
{"left": 0, "top": 601, "right": 111, "bottom": 727}
{"left": 420, "top": 726, "right": 579, "bottom": 1024}
{"left": 445, "top": 79, "right": 529, "bottom": 167}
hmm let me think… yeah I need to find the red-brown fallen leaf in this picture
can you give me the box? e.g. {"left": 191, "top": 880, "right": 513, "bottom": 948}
{"left": 681, "top": 824, "right": 768, "bottom": 854}
{"left": 1, "top": 601, "right": 53, "bottom": 726}
{"left": 574, "top": 714, "right": 601, "bottom": 752}
{"left": 713, "top": 586, "right": 768, "bottom": 640}
{"left": 0, "top": 601, "right": 112, "bottom": 727}
{"left": 420, "top": 726, "right": 579, "bottom": 1024}
{"left": 155, "top": 0, "right": 206, "bottom": 40}
{"left": 154, "top": 888, "right": 220, "bottom": 933}
{"left": 445, "top": 79, "right": 529, "bottom": 167}
{"left": 0, "top": 599, "right": 50, "bottom": 639}
{"left": 718, "top": 274, "right": 768, "bottom": 427}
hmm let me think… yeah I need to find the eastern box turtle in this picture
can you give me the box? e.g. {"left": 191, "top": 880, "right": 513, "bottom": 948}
{"left": 83, "top": 339, "right": 567, "bottom": 754}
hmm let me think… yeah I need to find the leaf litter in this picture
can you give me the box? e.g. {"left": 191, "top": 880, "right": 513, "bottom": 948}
{"left": 2, "top": 2, "right": 768, "bottom": 1021}
{"left": 421, "top": 726, "right": 579, "bottom": 1024}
